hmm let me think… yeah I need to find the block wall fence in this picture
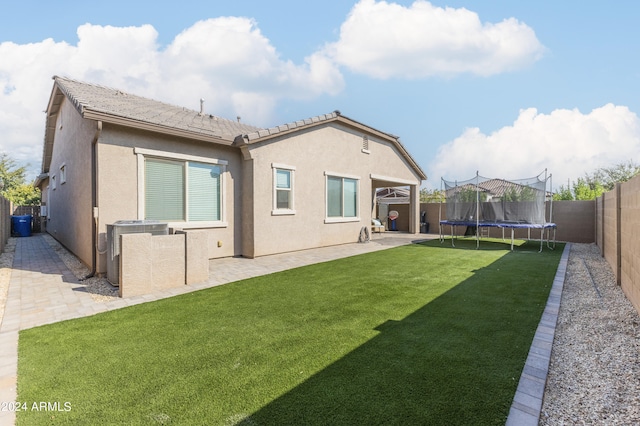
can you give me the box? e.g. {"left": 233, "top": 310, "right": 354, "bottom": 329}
{"left": 0, "top": 196, "right": 10, "bottom": 253}
{"left": 598, "top": 176, "right": 640, "bottom": 315}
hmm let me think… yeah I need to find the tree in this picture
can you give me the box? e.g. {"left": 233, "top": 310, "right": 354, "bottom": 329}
{"left": 553, "top": 185, "right": 574, "bottom": 201}
{"left": 573, "top": 177, "right": 605, "bottom": 200}
{"left": 420, "top": 188, "right": 445, "bottom": 203}
{"left": 452, "top": 187, "right": 487, "bottom": 202}
{"left": 4, "top": 184, "right": 41, "bottom": 206}
{"left": 553, "top": 161, "right": 639, "bottom": 201}
{"left": 0, "top": 153, "right": 27, "bottom": 193}
{"left": 0, "top": 153, "right": 41, "bottom": 205}
{"left": 588, "top": 160, "right": 640, "bottom": 191}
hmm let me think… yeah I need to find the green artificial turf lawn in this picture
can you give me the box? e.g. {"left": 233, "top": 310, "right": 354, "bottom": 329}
{"left": 17, "top": 238, "right": 563, "bottom": 425}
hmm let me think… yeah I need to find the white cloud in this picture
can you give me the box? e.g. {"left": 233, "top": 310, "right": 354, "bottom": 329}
{"left": 324, "top": 0, "right": 545, "bottom": 79}
{"left": 428, "top": 104, "right": 640, "bottom": 191}
{"left": 0, "top": 18, "right": 344, "bottom": 174}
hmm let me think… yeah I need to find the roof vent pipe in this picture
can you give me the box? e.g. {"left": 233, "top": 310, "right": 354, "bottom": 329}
{"left": 237, "top": 116, "right": 241, "bottom": 123}
{"left": 200, "top": 98, "right": 205, "bottom": 115}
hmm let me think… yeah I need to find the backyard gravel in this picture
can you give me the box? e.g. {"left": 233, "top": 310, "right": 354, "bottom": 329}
{"left": 42, "top": 233, "right": 119, "bottom": 302}
{"left": 540, "top": 243, "right": 640, "bottom": 425}
{"left": 0, "top": 238, "right": 639, "bottom": 423}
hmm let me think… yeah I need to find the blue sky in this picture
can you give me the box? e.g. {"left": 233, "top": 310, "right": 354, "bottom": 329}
{"left": 1, "top": 0, "right": 639, "bottom": 190}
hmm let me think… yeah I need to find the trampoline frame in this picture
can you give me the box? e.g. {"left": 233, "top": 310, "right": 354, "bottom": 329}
{"left": 439, "top": 220, "right": 557, "bottom": 252}
{"left": 438, "top": 170, "right": 557, "bottom": 252}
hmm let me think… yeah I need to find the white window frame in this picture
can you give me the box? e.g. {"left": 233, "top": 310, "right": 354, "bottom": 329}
{"left": 135, "top": 147, "right": 228, "bottom": 229}
{"left": 324, "top": 171, "right": 360, "bottom": 223}
{"left": 59, "top": 163, "right": 66, "bottom": 184}
{"left": 271, "top": 163, "right": 296, "bottom": 215}
{"left": 51, "top": 174, "right": 57, "bottom": 190}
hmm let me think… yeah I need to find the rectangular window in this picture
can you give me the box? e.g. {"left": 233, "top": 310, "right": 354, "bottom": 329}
{"left": 326, "top": 174, "right": 359, "bottom": 219}
{"left": 145, "top": 158, "right": 185, "bottom": 221}
{"left": 145, "top": 157, "right": 221, "bottom": 222}
{"left": 272, "top": 164, "right": 295, "bottom": 215}
{"left": 60, "top": 164, "right": 66, "bottom": 184}
{"left": 188, "top": 162, "right": 221, "bottom": 221}
{"left": 276, "top": 169, "right": 291, "bottom": 209}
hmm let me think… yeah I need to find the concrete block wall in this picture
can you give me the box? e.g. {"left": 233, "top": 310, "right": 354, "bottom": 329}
{"left": 602, "top": 187, "right": 620, "bottom": 283}
{"left": 119, "top": 231, "right": 209, "bottom": 298}
{"left": 0, "top": 196, "right": 10, "bottom": 253}
{"left": 595, "top": 176, "right": 640, "bottom": 316}
{"left": 180, "top": 230, "right": 210, "bottom": 285}
{"left": 421, "top": 201, "right": 595, "bottom": 242}
{"left": 377, "top": 204, "right": 411, "bottom": 231}
{"left": 620, "top": 179, "right": 640, "bottom": 314}
{"left": 596, "top": 197, "right": 604, "bottom": 249}
{"left": 551, "top": 200, "right": 595, "bottom": 243}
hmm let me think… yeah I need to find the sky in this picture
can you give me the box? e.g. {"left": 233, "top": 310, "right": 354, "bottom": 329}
{"left": 1, "top": 0, "right": 639, "bottom": 190}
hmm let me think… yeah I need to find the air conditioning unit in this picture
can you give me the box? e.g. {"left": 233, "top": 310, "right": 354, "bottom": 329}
{"left": 106, "top": 220, "right": 169, "bottom": 285}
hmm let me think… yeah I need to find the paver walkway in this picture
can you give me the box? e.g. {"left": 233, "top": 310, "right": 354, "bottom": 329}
{"left": 0, "top": 232, "right": 429, "bottom": 425}
{"left": 0, "top": 233, "right": 568, "bottom": 425}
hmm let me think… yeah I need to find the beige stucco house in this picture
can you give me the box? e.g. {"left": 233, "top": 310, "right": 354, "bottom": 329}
{"left": 36, "top": 76, "right": 426, "bottom": 276}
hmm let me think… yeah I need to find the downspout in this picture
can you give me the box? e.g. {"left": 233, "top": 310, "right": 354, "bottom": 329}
{"left": 81, "top": 120, "right": 102, "bottom": 280}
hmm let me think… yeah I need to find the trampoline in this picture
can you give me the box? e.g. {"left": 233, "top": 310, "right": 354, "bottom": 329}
{"left": 439, "top": 171, "right": 557, "bottom": 252}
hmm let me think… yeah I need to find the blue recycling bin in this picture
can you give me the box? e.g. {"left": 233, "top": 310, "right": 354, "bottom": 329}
{"left": 11, "top": 215, "right": 32, "bottom": 237}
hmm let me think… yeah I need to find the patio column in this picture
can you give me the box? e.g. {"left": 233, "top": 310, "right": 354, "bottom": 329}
{"left": 409, "top": 185, "right": 419, "bottom": 234}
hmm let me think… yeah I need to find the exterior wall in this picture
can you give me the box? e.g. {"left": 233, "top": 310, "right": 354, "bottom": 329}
{"left": 95, "top": 124, "right": 244, "bottom": 274}
{"left": 603, "top": 187, "right": 620, "bottom": 282}
{"left": 378, "top": 203, "right": 411, "bottom": 231}
{"left": 596, "top": 196, "right": 604, "bottom": 250}
{"left": 594, "top": 176, "right": 640, "bottom": 315}
{"left": 549, "top": 200, "right": 595, "bottom": 243}
{"left": 119, "top": 231, "right": 209, "bottom": 298}
{"left": 45, "top": 98, "right": 95, "bottom": 268}
{"left": 245, "top": 123, "right": 422, "bottom": 257}
{"left": 0, "top": 196, "right": 10, "bottom": 252}
{"left": 39, "top": 177, "right": 49, "bottom": 233}
{"left": 421, "top": 203, "right": 444, "bottom": 234}
{"left": 619, "top": 179, "right": 640, "bottom": 314}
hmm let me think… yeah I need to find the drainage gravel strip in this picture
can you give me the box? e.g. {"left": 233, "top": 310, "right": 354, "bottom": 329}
{"left": 540, "top": 243, "right": 640, "bottom": 425}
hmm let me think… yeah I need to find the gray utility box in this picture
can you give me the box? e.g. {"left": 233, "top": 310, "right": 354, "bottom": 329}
{"left": 107, "top": 220, "right": 169, "bottom": 285}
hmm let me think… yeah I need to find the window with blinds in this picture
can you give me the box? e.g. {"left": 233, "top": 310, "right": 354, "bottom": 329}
{"left": 327, "top": 175, "right": 358, "bottom": 218}
{"left": 145, "top": 158, "right": 221, "bottom": 222}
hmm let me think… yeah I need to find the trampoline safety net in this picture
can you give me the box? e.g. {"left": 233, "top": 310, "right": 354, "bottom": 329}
{"left": 442, "top": 172, "right": 550, "bottom": 225}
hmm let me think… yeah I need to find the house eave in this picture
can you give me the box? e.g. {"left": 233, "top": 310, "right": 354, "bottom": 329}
{"left": 81, "top": 110, "right": 237, "bottom": 146}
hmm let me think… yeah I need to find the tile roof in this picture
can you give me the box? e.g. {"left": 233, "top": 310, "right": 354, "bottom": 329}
{"left": 42, "top": 77, "right": 426, "bottom": 181}
{"left": 446, "top": 178, "right": 547, "bottom": 198}
{"left": 53, "top": 76, "right": 262, "bottom": 141}
{"left": 244, "top": 111, "right": 341, "bottom": 141}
